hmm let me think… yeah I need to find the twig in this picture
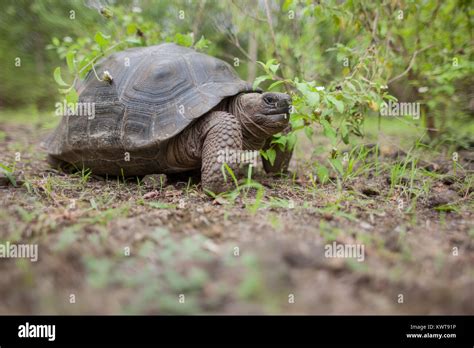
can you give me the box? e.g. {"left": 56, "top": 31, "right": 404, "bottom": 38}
{"left": 371, "top": 9, "right": 379, "bottom": 41}
{"left": 90, "top": 63, "right": 103, "bottom": 82}
{"left": 263, "top": 0, "right": 290, "bottom": 92}
{"left": 213, "top": 18, "right": 286, "bottom": 83}
{"left": 345, "top": 46, "right": 372, "bottom": 80}
{"left": 230, "top": 0, "right": 266, "bottom": 22}
{"left": 212, "top": 20, "right": 252, "bottom": 60}
{"left": 77, "top": 41, "right": 124, "bottom": 77}
{"left": 192, "top": 1, "right": 207, "bottom": 39}
{"left": 388, "top": 45, "right": 433, "bottom": 84}
{"left": 263, "top": 0, "right": 280, "bottom": 64}
{"left": 213, "top": 5, "right": 292, "bottom": 91}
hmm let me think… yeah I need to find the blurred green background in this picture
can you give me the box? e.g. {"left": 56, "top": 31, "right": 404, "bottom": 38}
{"left": 0, "top": 0, "right": 472, "bottom": 143}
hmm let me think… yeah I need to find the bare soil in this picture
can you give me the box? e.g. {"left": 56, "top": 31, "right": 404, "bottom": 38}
{"left": 0, "top": 122, "right": 472, "bottom": 314}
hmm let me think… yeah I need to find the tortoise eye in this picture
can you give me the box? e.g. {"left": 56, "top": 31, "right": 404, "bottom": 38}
{"left": 263, "top": 96, "right": 276, "bottom": 104}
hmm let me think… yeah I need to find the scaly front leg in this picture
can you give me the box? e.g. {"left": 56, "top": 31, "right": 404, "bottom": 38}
{"left": 201, "top": 111, "right": 243, "bottom": 194}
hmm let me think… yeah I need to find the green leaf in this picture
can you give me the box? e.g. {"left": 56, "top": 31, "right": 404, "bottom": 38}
{"left": 273, "top": 135, "right": 288, "bottom": 152}
{"left": 258, "top": 59, "right": 277, "bottom": 75}
{"left": 257, "top": 60, "right": 267, "bottom": 69}
{"left": 221, "top": 163, "right": 239, "bottom": 189}
{"left": 268, "top": 80, "right": 285, "bottom": 91}
{"left": 94, "top": 31, "right": 110, "bottom": 49}
{"left": 0, "top": 162, "right": 12, "bottom": 173}
{"left": 126, "top": 23, "right": 137, "bottom": 35}
{"left": 90, "top": 198, "right": 98, "bottom": 210}
{"left": 320, "top": 119, "right": 336, "bottom": 143}
{"left": 304, "top": 126, "right": 313, "bottom": 141}
{"left": 194, "top": 36, "right": 211, "bottom": 51}
{"left": 66, "top": 51, "right": 76, "bottom": 74}
{"left": 125, "top": 37, "right": 142, "bottom": 45}
{"left": 434, "top": 204, "right": 458, "bottom": 212}
{"left": 53, "top": 67, "right": 68, "bottom": 87}
{"left": 271, "top": 135, "right": 287, "bottom": 147}
{"left": 0, "top": 164, "right": 16, "bottom": 187}
{"left": 253, "top": 75, "right": 270, "bottom": 89}
{"left": 345, "top": 81, "right": 357, "bottom": 92}
{"left": 266, "top": 148, "right": 277, "bottom": 166}
{"left": 66, "top": 88, "right": 78, "bottom": 105}
{"left": 316, "top": 165, "right": 329, "bottom": 184}
{"left": 269, "top": 63, "right": 280, "bottom": 74}
{"left": 295, "top": 82, "right": 320, "bottom": 107}
{"left": 340, "top": 123, "right": 349, "bottom": 144}
{"left": 327, "top": 95, "right": 344, "bottom": 113}
{"left": 77, "top": 56, "right": 93, "bottom": 78}
{"left": 308, "top": 91, "right": 320, "bottom": 107}
{"left": 329, "top": 158, "right": 344, "bottom": 176}
{"left": 173, "top": 33, "right": 193, "bottom": 47}
{"left": 287, "top": 132, "right": 297, "bottom": 150}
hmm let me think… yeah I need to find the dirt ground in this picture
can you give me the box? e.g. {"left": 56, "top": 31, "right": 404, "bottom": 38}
{"left": 0, "top": 116, "right": 473, "bottom": 314}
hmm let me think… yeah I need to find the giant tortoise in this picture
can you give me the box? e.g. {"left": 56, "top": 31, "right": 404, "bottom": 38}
{"left": 45, "top": 43, "right": 293, "bottom": 193}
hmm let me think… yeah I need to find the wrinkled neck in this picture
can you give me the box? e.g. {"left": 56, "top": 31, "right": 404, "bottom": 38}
{"left": 229, "top": 94, "right": 269, "bottom": 150}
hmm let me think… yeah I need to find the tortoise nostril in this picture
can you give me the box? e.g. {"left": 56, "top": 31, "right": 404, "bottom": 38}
{"left": 279, "top": 97, "right": 291, "bottom": 109}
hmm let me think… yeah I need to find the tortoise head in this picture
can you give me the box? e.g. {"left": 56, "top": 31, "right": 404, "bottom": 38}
{"left": 235, "top": 92, "right": 291, "bottom": 139}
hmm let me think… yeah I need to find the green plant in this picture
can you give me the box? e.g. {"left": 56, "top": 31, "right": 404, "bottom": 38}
{"left": 0, "top": 162, "right": 17, "bottom": 186}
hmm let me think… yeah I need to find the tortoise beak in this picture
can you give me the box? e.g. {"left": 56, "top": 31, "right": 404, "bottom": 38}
{"left": 268, "top": 113, "right": 289, "bottom": 123}
{"left": 278, "top": 94, "right": 291, "bottom": 110}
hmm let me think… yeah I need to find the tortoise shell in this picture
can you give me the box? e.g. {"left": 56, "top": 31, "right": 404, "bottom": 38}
{"left": 46, "top": 43, "right": 253, "bottom": 159}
